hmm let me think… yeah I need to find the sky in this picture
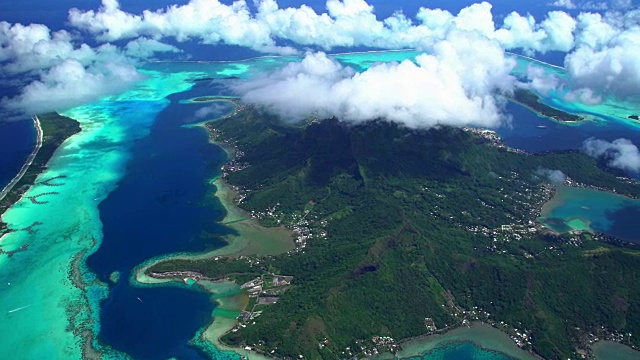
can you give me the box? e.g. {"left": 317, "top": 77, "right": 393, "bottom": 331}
{"left": 0, "top": 0, "right": 639, "bottom": 130}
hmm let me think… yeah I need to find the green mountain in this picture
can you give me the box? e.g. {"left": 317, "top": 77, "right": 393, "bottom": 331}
{"left": 151, "top": 108, "right": 640, "bottom": 360}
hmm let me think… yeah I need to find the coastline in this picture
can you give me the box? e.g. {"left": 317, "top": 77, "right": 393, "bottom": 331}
{"left": 0, "top": 116, "right": 42, "bottom": 236}
{"left": 591, "top": 341, "right": 640, "bottom": 360}
{"left": 508, "top": 98, "right": 585, "bottom": 126}
{"left": 379, "top": 322, "right": 539, "bottom": 360}
{"left": 0, "top": 113, "right": 81, "bottom": 235}
{"left": 0, "top": 116, "right": 42, "bottom": 202}
{"left": 133, "top": 115, "right": 294, "bottom": 359}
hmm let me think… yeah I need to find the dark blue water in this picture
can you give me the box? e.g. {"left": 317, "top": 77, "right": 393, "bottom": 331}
{"left": 499, "top": 102, "right": 640, "bottom": 153}
{"left": 0, "top": 119, "right": 35, "bottom": 190}
{"left": 99, "top": 282, "right": 215, "bottom": 359}
{"left": 88, "top": 82, "right": 237, "bottom": 360}
{"left": 605, "top": 205, "right": 640, "bottom": 243}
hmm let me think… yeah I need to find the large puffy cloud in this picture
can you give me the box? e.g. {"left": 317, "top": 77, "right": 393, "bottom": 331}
{"left": 0, "top": 21, "right": 179, "bottom": 74}
{"left": 69, "top": 0, "right": 295, "bottom": 54}
{"left": 0, "top": 20, "right": 179, "bottom": 114}
{"left": 583, "top": 138, "right": 640, "bottom": 173}
{"left": 3, "top": 59, "right": 143, "bottom": 114}
{"left": 563, "top": 10, "right": 640, "bottom": 100}
{"left": 69, "top": 0, "right": 578, "bottom": 54}
{"left": 4, "top": 0, "right": 639, "bottom": 115}
{"left": 0, "top": 22, "right": 96, "bottom": 74}
{"left": 494, "top": 11, "right": 576, "bottom": 53}
{"left": 237, "top": 33, "right": 516, "bottom": 128}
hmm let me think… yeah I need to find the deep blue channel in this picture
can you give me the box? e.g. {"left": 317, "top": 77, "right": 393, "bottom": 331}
{"left": 0, "top": 119, "right": 35, "bottom": 190}
{"left": 89, "top": 82, "right": 235, "bottom": 360}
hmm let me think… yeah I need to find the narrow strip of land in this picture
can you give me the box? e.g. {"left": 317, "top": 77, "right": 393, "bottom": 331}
{"left": 0, "top": 116, "right": 42, "bottom": 202}
{"left": 0, "top": 113, "right": 81, "bottom": 234}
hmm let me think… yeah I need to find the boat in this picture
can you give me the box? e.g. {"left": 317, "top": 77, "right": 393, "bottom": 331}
{"left": 536, "top": 125, "right": 547, "bottom": 129}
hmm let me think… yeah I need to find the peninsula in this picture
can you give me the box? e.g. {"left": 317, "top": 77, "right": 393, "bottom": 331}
{"left": 511, "top": 89, "right": 584, "bottom": 123}
{"left": 142, "top": 108, "right": 640, "bottom": 360}
{"left": 0, "top": 113, "right": 81, "bottom": 233}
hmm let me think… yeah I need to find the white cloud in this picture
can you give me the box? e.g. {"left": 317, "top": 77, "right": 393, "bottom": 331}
{"left": 2, "top": 0, "right": 638, "bottom": 114}
{"left": 537, "top": 168, "right": 568, "bottom": 183}
{"left": 515, "top": 10, "right": 640, "bottom": 103}
{"left": 0, "top": 22, "right": 96, "bottom": 74}
{"left": 0, "top": 20, "right": 181, "bottom": 115}
{"left": 237, "top": 32, "right": 516, "bottom": 129}
{"left": 563, "top": 87, "right": 603, "bottom": 104}
{"left": 3, "top": 59, "right": 143, "bottom": 114}
{"left": 550, "top": 0, "right": 578, "bottom": 9}
{"left": 194, "top": 103, "right": 230, "bottom": 119}
{"left": 524, "top": 65, "right": 562, "bottom": 94}
{"left": 494, "top": 11, "right": 577, "bottom": 53}
{"left": 69, "top": 0, "right": 579, "bottom": 54}
{"left": 69, "top": 0, "right": 295, "bottom": 54}
{"left": 583, "top": 138, "right": 640, "bottom": 173}
{"left": 0, "top": 21, "right": 180, "bottom": 75}
{"left": 549, "top": 0, "right": 632, "bottom": 10}
{"left": 565, "top": 35, "right": 640, "bottom": 100}
{"left": 123, "top": 37, "right": 181, "bottom": 58}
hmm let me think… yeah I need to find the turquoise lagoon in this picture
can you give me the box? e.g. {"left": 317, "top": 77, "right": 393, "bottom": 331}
{"left": 1, "top": 50, "right": 640, "bottom": 359}
{"left": 539, "top": 186, "right": 640, "bottom": 243}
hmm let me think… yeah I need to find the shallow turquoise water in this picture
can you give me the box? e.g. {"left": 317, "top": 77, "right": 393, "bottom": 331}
{"left": 407, "top": 341, "right": 514, "bottom": 360}
{"left": 592, "top": 341, "right": 640, "bottom": 360}
{"left": 540, "top": 186, "right": 640, "bottom": 242}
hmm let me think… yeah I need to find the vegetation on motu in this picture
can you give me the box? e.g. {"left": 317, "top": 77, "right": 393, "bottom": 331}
{"left": 512, "top": 89, "right": 584, "bottom": 122}
{"left": 151, "top": 108, "right": 640, "bottom": 360}
{"left": 0, "top": 113, "right": 81, "bottom": 233}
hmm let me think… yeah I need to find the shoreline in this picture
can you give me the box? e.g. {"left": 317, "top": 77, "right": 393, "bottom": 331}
{"left": 0, "top": 116, "right": 42, "bottom": 202}
{"left": 133, "top": 115, "right": 294, "bottom": 359}
{"left": 508, "top": 98, "right": 585, "bottom": 126}
{"left": 0, "top": 113, "right": 81, "bottom": 235}
{"left": 376, "top": 322, "right": 539, "bottom": 360}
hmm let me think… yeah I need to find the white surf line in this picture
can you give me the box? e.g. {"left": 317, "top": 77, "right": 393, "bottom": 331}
{"left": 506, "top": 51, "right": 565, "bottom": 70}
{"left": 0, "top": 116, "right": 43, "bottom": 202}
{"left": 7, "top": 304, "right": 32, "bottom": 314}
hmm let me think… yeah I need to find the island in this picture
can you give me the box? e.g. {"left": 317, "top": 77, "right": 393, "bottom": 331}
{"left": 0, "top": 113, "right": 81, "bottom": 234}
{"left": 629, "top": 115, "right": 639, "bottom": 121}
{"left": 139, "top": 107, "right": 640, "bottom": 360}
{"left": 512, "top": 89, "right": 584, "bottom": 123}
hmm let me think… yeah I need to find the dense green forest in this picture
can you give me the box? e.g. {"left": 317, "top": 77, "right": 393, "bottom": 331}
{"left": 150, "top": 108, "right": 640, "bottom": 359}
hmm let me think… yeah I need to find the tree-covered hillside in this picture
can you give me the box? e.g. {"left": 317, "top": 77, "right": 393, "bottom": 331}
{"left": 153, "top": 108, "right": 640, "bottom": 360}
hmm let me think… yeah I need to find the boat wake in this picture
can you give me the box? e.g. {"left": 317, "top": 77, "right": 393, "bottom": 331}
{"left": 7, "top": 305, "right": 31, "bottom": 314}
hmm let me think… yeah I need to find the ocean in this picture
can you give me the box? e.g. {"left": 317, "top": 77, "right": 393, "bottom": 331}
{"left": 0, "top": 1, "right": 639, "bottom": 359}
